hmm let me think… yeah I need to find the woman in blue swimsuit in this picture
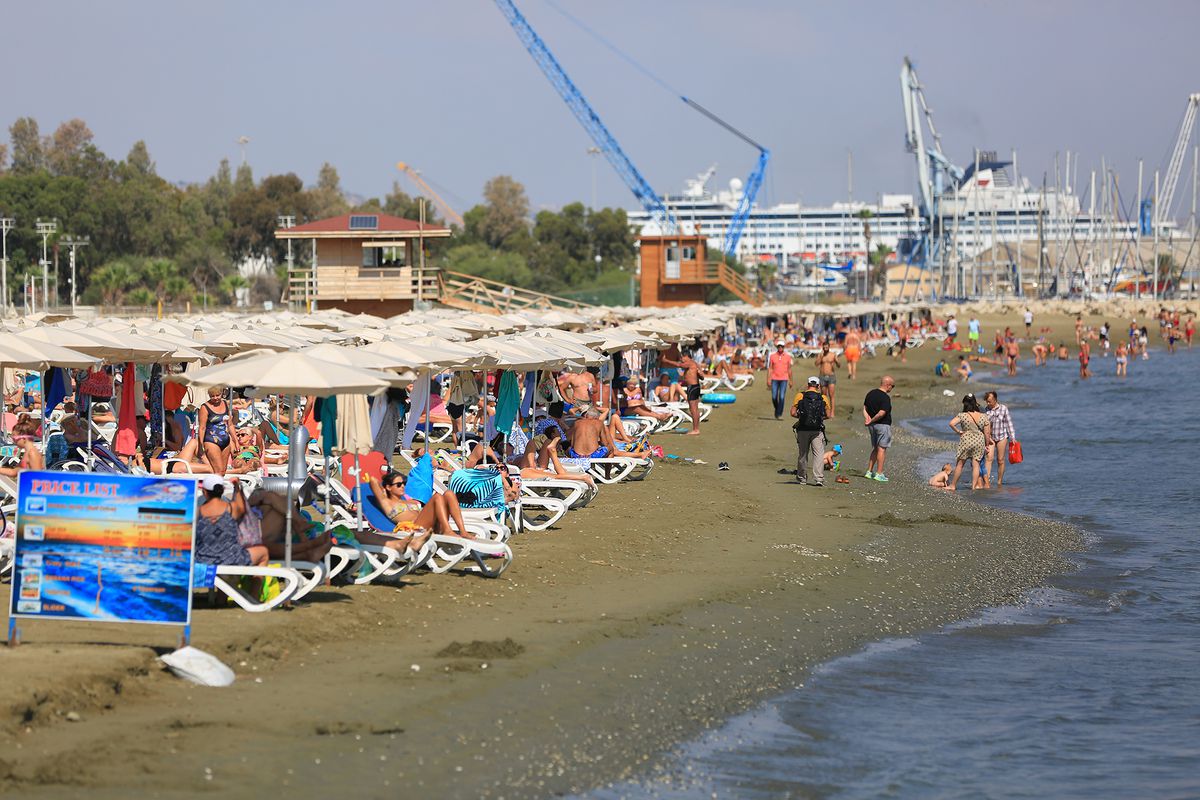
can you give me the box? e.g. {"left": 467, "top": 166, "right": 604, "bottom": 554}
{"left": 198, "top": 386, "right": 236, "bottom": 476}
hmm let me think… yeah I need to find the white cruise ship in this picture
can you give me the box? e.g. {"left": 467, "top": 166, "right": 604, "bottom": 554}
{"left": 629, "top": 160, "right": 1131, "bottom": 290}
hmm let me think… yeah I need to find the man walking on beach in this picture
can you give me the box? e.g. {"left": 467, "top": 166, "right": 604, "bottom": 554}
{"left": 767, "top": 340, "right": 793, "bottom": 419}
{"left": 946, "top": 314, "right": 958, "bottom": 347}
{"left": 814, "top": 342, "right": 841, "bottom": 415}
{"left": 968, "top": 316, "right": 980, "bottom": 351}
{"left": 791, "top": 376, "right": 830, "bottom": 486}
{"left": 863, "top": 375, "right": 895, "bottom": 482}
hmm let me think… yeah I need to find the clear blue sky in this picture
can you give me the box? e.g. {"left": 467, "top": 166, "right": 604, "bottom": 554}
{"left": 3, "top": 0, "right": 1198, "bottom": 215}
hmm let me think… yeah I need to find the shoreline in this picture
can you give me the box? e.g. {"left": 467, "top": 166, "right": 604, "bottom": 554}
{"left": 0, "top": 312, "right": 1101, "bottom": 798}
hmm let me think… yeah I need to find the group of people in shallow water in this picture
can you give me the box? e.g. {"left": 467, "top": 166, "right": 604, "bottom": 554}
{"left": 929, "top": 390, "right": 1016, "bottom": 491}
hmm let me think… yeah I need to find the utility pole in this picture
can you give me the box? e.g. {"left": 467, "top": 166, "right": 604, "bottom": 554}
{"left": 0, "top": 216, "right": 14, "bottom": 317}
{"left": 60, "top": 235, "right": 89, "bottom": 315}
{"left": 417, "top": 199, "right": 426, "bottom": 306}
{"left": 36, "top": 219, "right": 57, "bottom": 311}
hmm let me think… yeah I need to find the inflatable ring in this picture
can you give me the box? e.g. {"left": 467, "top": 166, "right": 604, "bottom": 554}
{"left": 701, "top": 392, "right": 736, "bottom": 405}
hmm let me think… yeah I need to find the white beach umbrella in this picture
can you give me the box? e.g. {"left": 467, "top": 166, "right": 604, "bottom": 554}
{"left": 171, "top": 349, "right": 392, "bottom": 396}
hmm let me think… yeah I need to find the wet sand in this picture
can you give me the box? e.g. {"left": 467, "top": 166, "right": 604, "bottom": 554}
{"left": 0, "top": 311, "right": 1089, "bottom": 799}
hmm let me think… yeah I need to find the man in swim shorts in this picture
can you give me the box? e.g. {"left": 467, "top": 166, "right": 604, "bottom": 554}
{"left": 814, "top": 343, "right": 841, "bottom": 415}
{"left": 843, "top": 329, "right": 862, "bottom": 380}
{"left": 968, "top": 316, "right": 981, "bottom": 350}
{"left": 566, "top": 409, "right": 616, "bottom": 458}
{"left": 660, "top": 343, "right": 702, "bottom": 436}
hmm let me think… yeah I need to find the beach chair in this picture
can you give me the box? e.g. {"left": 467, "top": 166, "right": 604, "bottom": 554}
{"left": 399, "top": 448, "right": 569, "bottom": 532}
{"left": 719, "top": 373, "right": 755, "bottom": 391}
{"left": 194, "top": 561, "right": 304, "bottom": 613}
{"left": 298, "top": 478, "right": 437, "bottom": 583}
{"left": 504, "top": 429, "right": 597, "bottom": 510}
{"left": 359, "top": 494, "right": 512, "bottom": 578}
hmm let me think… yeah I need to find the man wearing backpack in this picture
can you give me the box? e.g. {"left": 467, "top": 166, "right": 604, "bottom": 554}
{"left": 791, "top": 376, "right": 831, "bottom": 486}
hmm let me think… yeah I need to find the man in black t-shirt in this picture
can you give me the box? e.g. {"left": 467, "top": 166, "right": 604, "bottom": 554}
{"left": 862, "top": 375, "right": 895, "bottom": 482}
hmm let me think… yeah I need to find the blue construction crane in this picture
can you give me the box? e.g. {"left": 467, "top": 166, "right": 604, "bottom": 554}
{"left": 494, "top": 0, "right": 770, "bottom": 258}
{"left": 493, "top": 0, "right": 676, "bottom": 237}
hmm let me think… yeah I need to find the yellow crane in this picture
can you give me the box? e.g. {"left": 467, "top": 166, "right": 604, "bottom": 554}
{"left": 395, "top": 162, "right": 464, "bottom": 227}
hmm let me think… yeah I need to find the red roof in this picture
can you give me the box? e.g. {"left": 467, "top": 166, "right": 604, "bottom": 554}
{"left": 278, "top": 213, "right": 449, "bottom": 235}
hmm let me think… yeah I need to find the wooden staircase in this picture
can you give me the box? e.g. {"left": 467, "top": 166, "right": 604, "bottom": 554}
{"left": 437, "top": 270, "right": 593, "bottom": 312}
{"left": 708, "top": 261, "right": 764, "bottom": 305}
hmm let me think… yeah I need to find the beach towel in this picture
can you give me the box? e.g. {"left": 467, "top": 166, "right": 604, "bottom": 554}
{"left": 400, "top": 373, "right": 431, "bottom": 450}
{"left": 370, "top": 395, "right": 402, "bottom": 457}
{"left": 448, "top": 468, "right": 506, "bottom": 513}
{"left": 494, "top": 371, "right": 519, "bottom": 437}
{"left": 114, "top": 362, "right": 139, "bottom": 457}
{"left": 405, "top": 453, "right": 435, "bottom": 504}
{"left": 319, "top": 395, "right": 337, "bottom": 457}
{"left": 520, "top": 371, "right": 537, "bottom": 419}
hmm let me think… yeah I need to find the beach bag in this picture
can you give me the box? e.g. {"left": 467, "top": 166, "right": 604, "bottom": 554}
{"left": 1007, "top": 440, "right": 1023, "bottom": 465}
{"left": 79, "top": 369, "right": 114, "bottom": 399}
{"left": 237, "top": 509, "right": 263, "bottom": 548}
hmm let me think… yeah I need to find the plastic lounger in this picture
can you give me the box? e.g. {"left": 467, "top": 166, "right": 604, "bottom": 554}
{"left": 204, "top": 564, "right": 302, "bottom": 612}
{"left": 720, "top": 373, "right": 754, "bottom": 391}
{"left": 359, "top": 494, "right": 509, "bottom": 577}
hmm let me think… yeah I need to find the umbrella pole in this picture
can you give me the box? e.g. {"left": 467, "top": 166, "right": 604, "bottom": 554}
{"left": 284, "top": 393, "right": 296, "bottom": 568}
{"left": 479, "top": 375, "right": 487, "bottom": 467}
{"left": 354, "top": 452, "right": 363, "bottom": 535}
{"left": 39, "top": 370, "right": 46, "bottom": 454}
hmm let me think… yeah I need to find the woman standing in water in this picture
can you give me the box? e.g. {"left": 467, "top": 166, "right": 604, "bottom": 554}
{"left": 947, "top": 394, "right": 992, "bottom": 492}
{"left": 1115, "top": 342, "right": 1128, "bottom": 377}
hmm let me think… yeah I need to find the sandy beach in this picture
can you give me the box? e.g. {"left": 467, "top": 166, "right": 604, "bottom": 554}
{"left": 0, "top": 309, "right": 1109, "bottom": 799}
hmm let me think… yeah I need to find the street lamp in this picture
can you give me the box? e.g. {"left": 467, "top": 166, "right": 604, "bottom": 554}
{"left": 35, "top": 219, "right": 57, "bottom": 312}
{"left": 60, "top": 235, "right": 90, "bottom": 314}
{"left": 0, "top": 216, "right": 14, "bottom": 317}
{"left": 586, "top": 147, "right": 601, "bottom": 211}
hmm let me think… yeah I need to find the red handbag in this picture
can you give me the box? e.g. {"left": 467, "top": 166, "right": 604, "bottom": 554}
{"left": 1007, "top": 440, "right": 1023, "bottom": 465}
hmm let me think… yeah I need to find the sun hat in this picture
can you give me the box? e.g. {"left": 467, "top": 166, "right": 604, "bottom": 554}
{"left": 197, "top": 474, "right": 225, "bottom": 492}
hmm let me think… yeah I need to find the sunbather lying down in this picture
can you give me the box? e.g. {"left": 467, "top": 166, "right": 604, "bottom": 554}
{"left": 147, "top": 438, "right": 263, "bottom": 475}
{"left": 462, "top": 434, "right": 595, "bottom": 490}
{"left": 247, "top": 489, "right": 332, "bottom": 563}
{"left": 366, "top": 470, "right": 486, "bottom": 550}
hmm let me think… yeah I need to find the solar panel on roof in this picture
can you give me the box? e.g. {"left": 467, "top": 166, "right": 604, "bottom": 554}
{"left": 348, "top": 215, "right": 378, "bottom": 230}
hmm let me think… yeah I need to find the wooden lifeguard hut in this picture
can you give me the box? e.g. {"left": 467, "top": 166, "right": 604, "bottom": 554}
{"left": 638, "top": 234, "right": 762, "bottom": 307}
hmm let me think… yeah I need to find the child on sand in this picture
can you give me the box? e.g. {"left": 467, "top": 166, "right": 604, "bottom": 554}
{"left": 929, "top": 463, "right": 952, "bottom": 488}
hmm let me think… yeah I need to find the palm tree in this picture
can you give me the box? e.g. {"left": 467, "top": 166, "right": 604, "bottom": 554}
{"left": 90, "top": 261, "right": 134, "bottom": 306}
{"left": 856, "top": 208, "right": 874, "bottom": 296}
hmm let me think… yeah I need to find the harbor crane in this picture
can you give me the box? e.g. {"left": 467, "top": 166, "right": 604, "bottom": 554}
{"left": 1151, "top": 93, "right": 1200, "bottom": 229}
{"left": 395, "top": 162, "right": 464, "bottom": 227}
{"left": 493, "top": 0, "right": 770, "bottom": 258}
{"left": 900, "top": 56, "right": 963, "bottom": 273}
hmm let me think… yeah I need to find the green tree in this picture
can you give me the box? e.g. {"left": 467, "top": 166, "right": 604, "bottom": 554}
{"left": 587, "top": 207, "right": 636, "bottom": 268}
{"left": 46, "top": 119, "right": 95, "bottom": 177}
{"left": 473, "top": 175, "right": 530, "bottom": 250}
{"left": 220, "top": 273, "right": 250, "bottom": 305}
{"left": 89, "top": 259, "right": 138, "bottom": 305}
{"left": 309, "top": 162, "right": 348, "bottom": 219}
{"left": 0, "top": 143, "right": 8, "bottom": 174}
{"left": 234, "top": 162, "right": 254, "bottom": 193}
{"left": 8, "top": 117, "right": 45, "bottom": 174}
{"left": 126, "top": 287, "right": 155, "bottom": 306}
{"left": 443, "top": 243, "right": 532, "bottom": 286}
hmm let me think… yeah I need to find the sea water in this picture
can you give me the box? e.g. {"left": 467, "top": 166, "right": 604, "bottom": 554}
{"left": 592, "top": 346, "right": 1200, "bottom": 798}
